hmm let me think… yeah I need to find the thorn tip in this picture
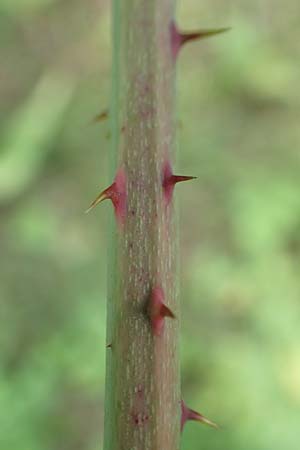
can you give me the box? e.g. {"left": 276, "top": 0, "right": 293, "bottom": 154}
{"left": 85, "top": 168, "right": 127, "bottom": 225}
{"left": 85, "top": 189, "right": 110, "bottom": 213}
{"left": 181, "top": 400, "right": 219, "bottom": 432}
{"left": 171, "top": 20, "right": 230, "bottom": 59}
{"left": 162, "top": 161, "right": 196, "bottom": 204}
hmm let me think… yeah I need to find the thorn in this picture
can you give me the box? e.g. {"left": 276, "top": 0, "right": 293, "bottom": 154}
{"left": 85, "top": 168, "right": 127, "bottom": 225}
{"left": 106, "top": 343, "right": 112, "bottom": 349}
{"left": 92, "top": 109, "right": 109, "bottom": 124}
{"left": 170, "top": 21, "right": 230, "bottom": 59}
{"left": 85, "top": 185, "right": 113, "bottom": 214}
{"left": 160, "top": 303, "right": 175, "bottom": 319}
{"left": 180, "top": 27, "right": 231, "bottom": 45}
{"left": 170, "top": 174, "right": 197, "bottom": 184}
{"left": 162, "top": 160, "right": 196, "bottom": 204}
{"left": 147, "top": 286, "right": 175, "bottom": 336}
{"left": 181, "top": 400, "right": 219, "bottom": 432}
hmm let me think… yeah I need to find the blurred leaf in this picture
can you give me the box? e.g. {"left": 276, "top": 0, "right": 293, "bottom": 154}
{"left": 0, "top": 71, "right": 76, "bottom": 203}
{"left": 0, "top": 0, "right": 57, "bottom": 15}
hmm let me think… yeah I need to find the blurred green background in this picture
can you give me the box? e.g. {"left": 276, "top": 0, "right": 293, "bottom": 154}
{"left": 1, "top": 0, "right": 300, "bottom": 449}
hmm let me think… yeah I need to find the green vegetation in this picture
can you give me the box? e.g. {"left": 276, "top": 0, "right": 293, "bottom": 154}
{"left": 1, "top": 1, "right": 300, "bottom": 449}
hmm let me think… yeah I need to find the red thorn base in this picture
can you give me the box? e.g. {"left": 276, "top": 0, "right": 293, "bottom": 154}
{"left": 86, "top": 168, "right": 127, "bottom": 225}
{"left": 148, "top": 286, "right": 175, "bottom": 336}
{"left": 162, "top": 160, "right": 196, "bottom": 204}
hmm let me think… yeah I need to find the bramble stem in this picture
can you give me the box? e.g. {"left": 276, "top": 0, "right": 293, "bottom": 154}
{"left": 103, "top": 1, "right": 181, "bottom": 449}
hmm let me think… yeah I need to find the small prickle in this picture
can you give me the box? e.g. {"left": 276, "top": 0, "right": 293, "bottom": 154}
{"left": 170, "top": 20, "right": 230, "bottom": 59}
{"left": 86, "top": 168, "right": 127, "bottom": 225}
{"left": 162, "top": 160, "right": 196, "bottom": 204}
{"left": 181, "top": 400, "right": 218, "bottom": 432}
{"left": 92, "top": 109, "right": 109, "bottom": 123}
{"left": 147, "top": 286, "right": 175, "bottom": 336}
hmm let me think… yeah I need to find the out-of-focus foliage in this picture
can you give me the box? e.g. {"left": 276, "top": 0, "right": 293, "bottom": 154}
{"left": 1, "top": 0, "right": 299, "bottom": 449}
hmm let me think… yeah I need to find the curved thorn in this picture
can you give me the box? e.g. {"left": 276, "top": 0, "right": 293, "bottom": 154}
{"left": 85, "top": 168, "right": 127, "bottom": 225}
{"left": 180, "top": 27, "right": 231, "bottom": 46}
{"left": 85, "top": 185, "right": 113, "bottom": 214}
{"left": 181, "top": 400, "right": 219, "bottom": 432}
{"left": 171, "top": 20, "right": 231, "bottom": 59}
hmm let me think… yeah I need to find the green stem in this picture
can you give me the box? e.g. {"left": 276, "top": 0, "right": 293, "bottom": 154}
{"left": 103, "top": 0, "right": 181, "bottom": 449}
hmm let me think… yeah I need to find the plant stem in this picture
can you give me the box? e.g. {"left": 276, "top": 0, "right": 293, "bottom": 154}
{"left": 103, "top": 0, "right": 181, "bottom": 449}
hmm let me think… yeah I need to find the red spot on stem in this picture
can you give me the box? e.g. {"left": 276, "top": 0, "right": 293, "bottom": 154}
{"left": 86, "top": 168, "right": 127, "bottom": 225}
{"left": 131, "top": 412, "right": 149, "bottom": 427}
{"left": 131, "top": 384, "right": 148, "bottom": 427}
{"left": 181, "top": 400, "right": 218, "bottom": 432}
{"left": 170, "top": 21, "right": 230, "bottom": 59}
{"left": 162, "top": 160, "right": 196, "bottom": 205}
{"left": 148, "top": 286, "right": 175, "bottom": 336}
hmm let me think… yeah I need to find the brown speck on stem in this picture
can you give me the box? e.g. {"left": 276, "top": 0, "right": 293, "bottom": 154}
{"left": 92, "top": 109, "right": 109, "bottom": 124}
